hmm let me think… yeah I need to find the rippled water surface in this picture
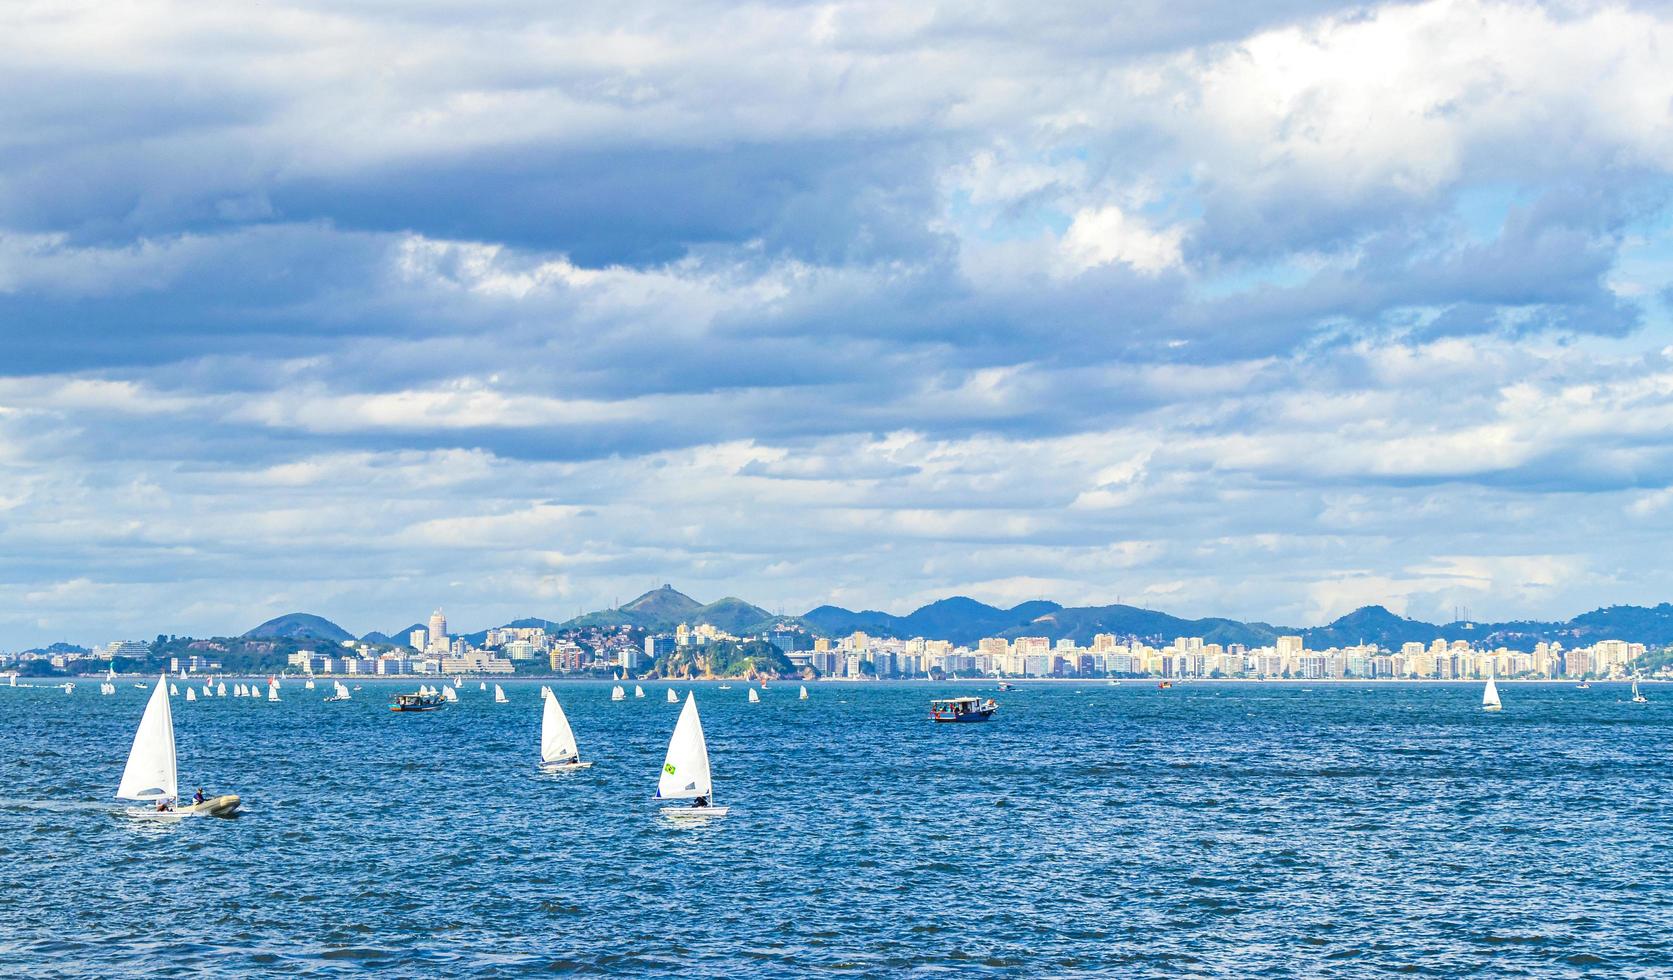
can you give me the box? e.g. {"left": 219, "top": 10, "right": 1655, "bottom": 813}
{"left": 3, "top": 679, "right": 1672, "bottom": 976}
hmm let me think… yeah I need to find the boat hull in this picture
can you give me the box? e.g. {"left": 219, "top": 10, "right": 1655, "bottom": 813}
{"left": 128, "top": 794, "right": 241, "bottom": 819}
{"left": 1483, "top": 705, "right": 1502, "bottom": 712}
{"left": 539, "top": 760, "right": 595, "bottom": 772}
{"left": 662, "top": 805, "right": 729, "bottom": 819}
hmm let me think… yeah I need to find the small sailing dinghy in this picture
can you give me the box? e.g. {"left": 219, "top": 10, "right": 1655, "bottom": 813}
{"left": 169, "top": 683, "right": 179, "bottom": 696}
{"left": 480, "top": 681, "right": 487, "bottom": 691}
{"left": 442, "top": 686, "right": 459, "bottom": 703}
{"left": 216, "top": 682, "right": 227, "bottom": 697}
{"left": 494, "top": 684, "right": 509, "bottom": 704}
{"left": 799, "top": 685, "right": 808, "bottom": 701}
{"left": 635, "top": 685, "right": 646, "bottom": 699}
{"left": 325, "top": 681, "right": 351, "bottom": 703}
{"left": 1483, "top": 676, "right": 1502, "bottom": 712}
{"left": 747, "top": 688, "right": 760, "bottom": 703}
{"left": 304, "top": 678, "right": 315, "bottom": 691}
{"left": 657, "top": 693, "right": 727, "bottom": 818}
{"left": 117, "top": 676, "right": 240, "bottom": 818}
{"left": 1633, "top": 678, "right": 1649, "bottom": 704}
{"left": 185, "top": 688, "right": 197, "bottom": 702}
{"left": 539, "top": 689, "right": 594, "bottom": 772}
{"left": 666, "top": 688, "right": 679, "bottom": 703}
{"left": 611, "top": 685, "right": 626, "bottom": 702}
{"left": 267, "top": 684, "right": 280, "bottom": 702}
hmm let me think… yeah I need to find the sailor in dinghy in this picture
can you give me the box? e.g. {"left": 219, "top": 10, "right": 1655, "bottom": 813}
{"left": 657, "top": 693, "right": 727, "bottom": 818}
{"left": 538, "top": 689, "right": 594, "bottom": 772}
{"left": 117, "top": 675, "right": 240, "bottom": 818}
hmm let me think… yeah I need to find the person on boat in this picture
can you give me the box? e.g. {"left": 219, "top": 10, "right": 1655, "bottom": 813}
{"left": 693, "top": 795, "right": 710, "bottom": 809}
{"left": 156, "top": 798, "right": 172, "bottom": 812}
{"left": 193, "top": 788, "right": 205, "bottom": 806}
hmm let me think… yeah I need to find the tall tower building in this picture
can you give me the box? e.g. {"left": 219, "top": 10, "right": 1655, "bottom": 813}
{"left": 428, "top": 609, "right": 448, "bottom": 652}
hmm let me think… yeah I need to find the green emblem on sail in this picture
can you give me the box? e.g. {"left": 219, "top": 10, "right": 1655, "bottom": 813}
{"left": 664, "top": 763, "right": 676, "bottom": 775}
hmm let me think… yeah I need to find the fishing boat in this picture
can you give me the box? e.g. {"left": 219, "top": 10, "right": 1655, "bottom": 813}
{"left": 799, "top": 685, "right": 809, "bottom": 701}
{"left": 1633, "top": 678, "right": 1649, "bottom": 704}
{"left": 657, "top": 693, "right": 727, "bottom": 818}
{"left": 635, "top": 685, "right": 646, "bottom": 699}
{"left": 494, "top": 684, "right": 509, "bottom": 704}
{"left": 929, "top": 697, "right": 998, "bottom": 723}
{"left": 325, "top": 681, "right": 351, "bottom": 703}
{"left": 117, "top": 676, "right": 240, "bottom": 818}
{"left": 390, "top": 691, "right": 446, "bottom": 712}
{"left": 539, "top": 690, "right": 594, "bottom": 772}
{"left": 666, "top": 688, "right": 679, "bottom": 703}
{"left": 747, "top": 688, "right": 760, "bottom": 703}
{"left": 1482, "top": 676, "right": 1502, "bottom": 712}
{"left": 611, "top": 685, "right": 626, "bottom": 702}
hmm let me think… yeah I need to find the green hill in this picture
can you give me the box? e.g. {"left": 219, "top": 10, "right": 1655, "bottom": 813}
{"left": 243, "top": 613, "right": 353, "bottom": 643}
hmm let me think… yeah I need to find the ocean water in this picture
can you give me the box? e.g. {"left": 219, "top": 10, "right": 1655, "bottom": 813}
{"left": 2, "top": 678, "right": 1671, "bottom": 977}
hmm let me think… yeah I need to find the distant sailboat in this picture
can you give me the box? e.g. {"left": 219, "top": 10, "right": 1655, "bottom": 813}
{"left": 480, "top": 681, "right": 487, "bottom": 691}
{"left": 494, "top": 684, "right": 509, "bottom": 704}
{"left": 304, "top": 678, "right": 315, "bottom": 690}
{"left": 217, "top": 682, "right": 227, "bottom": 697}
{"left": 116, "top": 676, "right": 239, "bottom": 817}
{"left": 267, "top": 684, "right": 280, "bottom": 702}
{"left": 635, "top": 685, "right": 646, "bottom": 699}
{"left": 799, "top": 685, "right": 809, "bottom": 701}
{"left": 169, "top": 684, "right": 179, "bottom": 696}
{"left": 657, "top": 693, "right": 726, "bottom": 817}
{"left": 539, "top": 690, "right": 593, "bottom": 771}
{"left": 185, "top": 687, "right": 197, "bottom": 702}
{"left": 747, "top": 688, "right": 760, "bottom": 703}
{"left": 666, "top": 688, "right": 679, "bottom": 703}
{"left": 201, "top": 684, "right": 212, "bottom": 697}
{"left": 326, "top": 681, "right": 351, "bottom": 702}
{"left": 442, "top": 686, "right": 459, "bottom": 703}
{"left": 611, "top": 685, "right": 626, "bottom": 702}
{"left": 1633, "top": 678, "right": 1649, "bottom": 704}
{"left": 1483, "top": 676, "right": 1502, "bottom": 712}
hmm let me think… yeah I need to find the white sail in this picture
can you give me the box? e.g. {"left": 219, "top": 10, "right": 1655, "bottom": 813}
{"left": 169, "top": 683, "right": 179, "bottom": 696}
{"left": 335, "top": 681, "right": 351, "bottom": 700}
{"left": 657, "top": 693, "right": 712, "bottom": 801}
{"left": 666, "top": 688, "right": 678, "bottom": 703}
{"left": 201, "top": 684, "right": 211, "bottom": 697}
{"left": 480, "top": 681, "right": 487, "bottom": 691}
{"left": 541, "top": 692, "right": 580, "bottom": 764}
{"left": 186, "top": 687, "right": 197, "bottom": 702}
{"left": 494, "top": 684, "right": 508, "bottom": 704}
{"left": 1482, "top": 676, "right": 1501, "bottom": 709}
{"left": 747, "top": 687, "right": 760, "bottom": 703}
{"left": 107, "top": 667, "right": 116, "bottom": 681}
{"left": 268, "top": 684, "right": 280, "bottom": 702}
{"left": 611, "top": 685, "right": 626, "bottom": 701}
{"left": 635, "top": 685, "right": 646, "bottom": 699}
{"left": 116, "top": 676, "right": 177, "bottom": 801}
{"left": 304, "top": 679, "right": 315, "bottom": 690}
{"left": 216, "top": 682, "right": 226, "bottom": 697}
{"left": 800, "top": 685, "right": 809, "bottom": 700}
{"left": 443, "top": 686, "right": 459, "bottom": 702}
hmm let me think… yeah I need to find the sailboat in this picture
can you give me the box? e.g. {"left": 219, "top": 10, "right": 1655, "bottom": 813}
{"left": 304, "top": 678, "right": 315, "bottom": 690}
{"left": 454, "top": 676, "right": 464, "bottom": 688}
{"left": 201, "top": 684, "right": 212, "bottom": 697}
{"left": 267, "top": 684, "right": 280, "bottom": 702}
{"left": 611, "top": 685, "right": 626, "bottom": 702}
{"left": 185, "top": 687, "right": 197, "bottom": 702}
{"left": 635, "top": 685, "right": 646, "bottom": 699}
{"left": 747, "top": 688, "right": 760, "bottom": 703}
{"left": 325, "top": 681, "right": 351, "bottom": 702}
{"left": 1482, "top": 676, "right": 1502, "bottom": 712}
{"left": 442, "top": 686, "right": 459, "bottom": 703}
{"left": 799, "top": 685, "right": 809, "bottom": 701}
{"left": 116, "top": 676, "right": 240, "bottom": 817}
{"left": 494, "top": 684, "right": 509, "bottom": 704}
{"left": 666, "top": 688, "right": 679, "bottom": 703}
{"left": 480, "top": 681, "right": 487, "bottom": 691}
{"left": 657, "top": 693, "right": 726, "bottom": 817}
{"left": 1633, "top": 678, "right": 1649, "bottom": 704}
{"left": 539, "top": 690, "right": 593, "bottom": 772}
{"left": 216, "top": 682, "right": 227, "bottom": 697}
{"left": 169, "top": 683, "right": 179, "bottom": 696}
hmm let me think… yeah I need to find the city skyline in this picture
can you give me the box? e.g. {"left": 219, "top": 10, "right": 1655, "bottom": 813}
{"left": 9, "top": 0, "right": 1673, "bottom": 646}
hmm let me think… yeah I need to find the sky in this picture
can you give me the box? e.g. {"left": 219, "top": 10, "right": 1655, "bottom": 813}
{"left": 5, "top": 0, "right": 1673, "bottom": 646}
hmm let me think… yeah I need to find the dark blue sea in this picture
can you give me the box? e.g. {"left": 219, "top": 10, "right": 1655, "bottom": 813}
{"left": 3, "top": 679, "right": 1671, "bottom": 977}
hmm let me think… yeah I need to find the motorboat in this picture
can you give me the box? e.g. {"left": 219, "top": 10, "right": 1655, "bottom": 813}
{"left": 929, "top": 697, "right": 997, "bottom": 723}
{"left": 389, "top": 691, "right": 446, "bottom": 712}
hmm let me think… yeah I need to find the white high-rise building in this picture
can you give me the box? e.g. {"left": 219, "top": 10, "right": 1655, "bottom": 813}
{"left": 428, "top": 609, "right": 448, "bottom": 653}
